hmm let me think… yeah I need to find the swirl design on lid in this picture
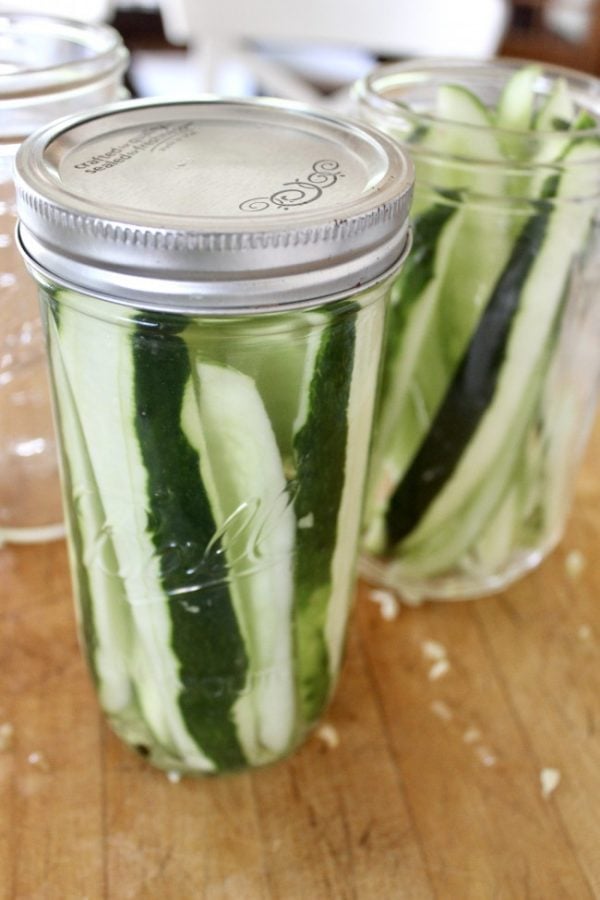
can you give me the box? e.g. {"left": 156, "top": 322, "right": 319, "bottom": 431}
{"left": 240, "top": 159, "right": 343, "bottom": 212}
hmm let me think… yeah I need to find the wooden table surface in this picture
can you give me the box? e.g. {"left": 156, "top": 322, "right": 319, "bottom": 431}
{"left": 2, "top": 418, "right": 599, "bottom": 900}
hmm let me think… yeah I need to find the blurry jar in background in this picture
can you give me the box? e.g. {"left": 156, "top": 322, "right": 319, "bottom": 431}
{"left": 0, "top": 13, "right": 128, "bottom": 544}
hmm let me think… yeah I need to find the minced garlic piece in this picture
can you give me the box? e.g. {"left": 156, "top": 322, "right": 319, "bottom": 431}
{"left": 0, "top": 723, "right": 14, "bottom": 751}
{"left": 428, "top": 659, "right": 450, "bottom": 681}
{"left": 462, "top": 727, "right": 482, "bottom": 745}
{"left": 430, "top": 700, "right": 453, "bottom": 722}
{"left": 422, "top": 640, "right": 447, "bottom": 661}
{"left": 316, "top": 723, "right": 339, "bottom": 749}
{"left": 27, "top": 751, "right": 50, "bottom": 771}
{"left": 565, "top": 550, "right": 586, "bottom": 579}
{"left": 368, "top": 588, "right": 399, "bottom": 621}
{"left": 540, "top": 767, "right": 561, "bottom": 798}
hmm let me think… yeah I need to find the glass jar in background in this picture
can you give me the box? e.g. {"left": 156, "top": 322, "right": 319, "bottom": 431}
{"left": 0, "top": 14, "right": 128, "bottom": 544}
{"left": 354, "top": 59, "right": 600, "bottom": 602}
{"left": 15, "top": 98, "right": 413, "bottom": 774}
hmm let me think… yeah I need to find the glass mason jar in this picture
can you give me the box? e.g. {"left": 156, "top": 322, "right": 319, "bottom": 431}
{"left": 0, "top": 14, "right": 128, "bottom": 544}
{"left": 354, "top": 59, "right": 600, "bottom": 602}
{"left": 15, "top": 98, "right": 413, "bottom": 774}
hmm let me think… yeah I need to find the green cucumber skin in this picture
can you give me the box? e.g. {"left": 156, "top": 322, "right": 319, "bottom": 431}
{"left": 181, "top": 359, "right": 297, "bottom": 763}
{"left": 385, "top": 178, "right": 557, "bottom": 546}
{"left": 364, "top": 200, "right": 459, "bottom": 538}
{"left": 47, "top": 304, "right": 98, "bottom": 686}
{"left": 364, "top": 193, "right": 520, "bottom": 553}
{"left": 45, "top": 279, "right": 385, "bottom": 771}
{"left": 132, "top": 318, "right": 249, "bottom": 772}
{"left": 387, "top": 330, "right": 554, "bottom": 579}
{"left": 377, "top": 198, "right": 458, "bottom": 404}
{"left": 61, "top": 455, "right": 100, "bottom": 683}
{"left": 182, "top": 313, "right": 314, "bottom": 464}
{"left": 47, "top": 296, "right": 162, "bottom": 750}
{"left": 292, "top": 304, "right": 357, "bottom": 723}
{"left": 370, "top": 66, "right": 600, "bottom": 583}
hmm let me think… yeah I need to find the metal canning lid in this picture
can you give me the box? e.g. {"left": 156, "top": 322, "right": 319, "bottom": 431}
{"left": 15, "top": 97, "right": 414, "bottom": 312}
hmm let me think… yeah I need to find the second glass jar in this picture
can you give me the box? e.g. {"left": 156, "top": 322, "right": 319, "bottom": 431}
{"left": 355, "top": 59, "right": 600, "bottom": 601}
{"left": 0, "top": 14, "right": 128, "bottom": 544}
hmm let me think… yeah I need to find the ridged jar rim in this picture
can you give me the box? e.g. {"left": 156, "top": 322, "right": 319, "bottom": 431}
{"left": 18, "top": 225, "right": 413, "bottom": 316}
{"left": 0, "top": 13, "right": 128, "bottom": 99}
{"left": 354, "top": 57, "right": 600, "bottom": 149}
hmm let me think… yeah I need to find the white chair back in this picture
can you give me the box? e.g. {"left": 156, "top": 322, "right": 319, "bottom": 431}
{"left": 159, "top": 0, "right": 510, "bottom": 102}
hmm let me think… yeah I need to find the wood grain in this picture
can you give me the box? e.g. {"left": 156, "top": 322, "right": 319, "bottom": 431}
{"left": 1, "top": 418, "right": 600, "bottom": 900}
